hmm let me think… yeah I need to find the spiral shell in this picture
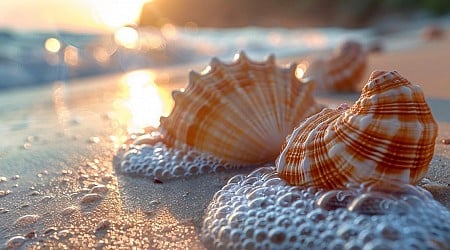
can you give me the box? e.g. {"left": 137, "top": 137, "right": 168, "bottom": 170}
{"left": 160, "top": 52, "right": 324, "bottom": 165}
{"left": 303, "top": 40, "right": 367, "bottom": 92}
{"left": 276, "top": 70, "right": 438, "bottom": 189}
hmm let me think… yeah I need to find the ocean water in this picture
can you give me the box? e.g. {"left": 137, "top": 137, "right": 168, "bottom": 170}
{"left": 0, "top": 26, "right": 374, "bottom": 90}
{"left": 2, "top": 14, "right": 450, "bottom": 90}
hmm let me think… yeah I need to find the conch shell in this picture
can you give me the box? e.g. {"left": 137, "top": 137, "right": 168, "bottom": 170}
{"left": 276, "top": 70, "right": 438, "bottom": 189}
{"left": 160, "top": 52, "right": 324, "bottom": 165}
{"left": 303, "top": 40, "right": 367, "bottom": 92}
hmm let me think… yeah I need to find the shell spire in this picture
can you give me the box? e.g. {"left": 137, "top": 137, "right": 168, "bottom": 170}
{"left": 160, "top": 52, "right": 325, "bottom": 165}
{"left": 277, "top": 70, "right": 438, "bottom": 189}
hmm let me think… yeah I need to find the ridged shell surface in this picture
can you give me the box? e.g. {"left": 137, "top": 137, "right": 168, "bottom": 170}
{"left": 276, "top": 70, "right": 438, "bottom": 189}
{"left": 160, "top": 52, "right": 324, "bottom": 165}
{"left": 304, "top": 40, "right": 367, "bottom": 92}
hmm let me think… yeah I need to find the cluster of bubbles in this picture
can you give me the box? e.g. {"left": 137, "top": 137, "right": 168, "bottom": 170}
{"left": 201, "top": 166, "right": 450, "bottom": 250}
{"left": 116, "top": 132, "right": 240, "bottom": 180}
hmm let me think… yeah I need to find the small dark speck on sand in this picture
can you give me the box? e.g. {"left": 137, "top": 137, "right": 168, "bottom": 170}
{"left": 25, "top": 230, "right": 37, "bottom": 239}
{"left": 95, "top": 220, "right": 111, "bottom": 233}
{"left": 153, "top": 178, "right": 163, "bottom": 184}
{"left": 43, "top": 227, "right": 58, "bottom": 235}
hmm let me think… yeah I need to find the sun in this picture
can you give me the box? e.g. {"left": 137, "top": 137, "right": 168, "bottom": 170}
{"left": 92, "top": 0, "right": 152, "bottom": 29}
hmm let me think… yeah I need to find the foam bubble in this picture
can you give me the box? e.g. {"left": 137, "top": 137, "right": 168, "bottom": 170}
{"left": 114, "top": 130, "right": 242, "bottom": 180}
{"left": 201, "top": 165, "right": 450, "bottom": 249}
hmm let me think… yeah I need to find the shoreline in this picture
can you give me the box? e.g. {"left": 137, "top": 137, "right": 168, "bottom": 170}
{"left": 2, "top": 13, "right": 449, "bottom": 92}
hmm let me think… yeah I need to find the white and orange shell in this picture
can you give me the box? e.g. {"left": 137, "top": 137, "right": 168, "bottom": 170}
{"left": 276, "top": 70, "right": 438, "bottom": 189}
{"left": 303, "top": 40, "right": 367, "bottom": 92}
{"left": 160, "top": 52, "right": 325, "bottom": 165}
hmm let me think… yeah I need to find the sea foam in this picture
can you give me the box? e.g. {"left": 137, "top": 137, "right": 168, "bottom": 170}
{"left": 200, "top": 166, "right": 450, "bottom": 249}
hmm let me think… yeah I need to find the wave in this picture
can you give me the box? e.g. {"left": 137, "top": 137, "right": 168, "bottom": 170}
{"left": 0, "top": 27, "right": 373, "bottom": 90}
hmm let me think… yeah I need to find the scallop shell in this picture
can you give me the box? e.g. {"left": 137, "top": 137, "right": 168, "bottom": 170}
{"left": 276, "top": 70, "right": 438, "bottom": 189}
{"left": 303, "top": 40, "right": 367, "bottom": 92}
{"left": 160, "top": 52, "right": 325, "bottom": 165}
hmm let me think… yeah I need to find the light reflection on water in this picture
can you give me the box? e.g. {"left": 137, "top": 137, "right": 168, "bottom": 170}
{"left": 119, "top": 70, "right": 174, "bottom": 133}
{"left": 52, "top": 82, "right": 70, "bottom": 130}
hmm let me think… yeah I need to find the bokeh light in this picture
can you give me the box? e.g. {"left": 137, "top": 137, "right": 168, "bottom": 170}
{"left": 161, "top": 23, "right": 178, "bottom": 40}
{"left": 140, "top": 32, "right": 164, "bottom": 50}
{"left": 64, "top": 45, "right": 79, "bottom": 66}
{"left": 114, "top": 26, "right": 139, "bottom": 49}
{"left": 93, "top": 47, "right": 111, "bottom": 63}
{"left": 45, "top": 38, "right": 62, "bottom": 53}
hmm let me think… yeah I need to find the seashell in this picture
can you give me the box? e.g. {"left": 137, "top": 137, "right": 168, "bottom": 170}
{"left": 276, "top": 70, "right": 438, "bottom": 189}
{"left": 303, "top": 40, "right": 367, "bottom": 92}
{"left": 421, "top": 25, "right": 444, "bottom": 41}
{"left": 159, "top": 52, "right": 324, "bottom": 165}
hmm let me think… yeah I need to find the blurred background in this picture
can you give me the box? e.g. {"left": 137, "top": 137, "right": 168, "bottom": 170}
{"left": 0, "top": 0, "right": 449, "bottom": 90}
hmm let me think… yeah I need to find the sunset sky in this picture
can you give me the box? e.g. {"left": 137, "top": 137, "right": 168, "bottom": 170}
{"left": 0, "top": 0, "right": 151, "bottom": 32}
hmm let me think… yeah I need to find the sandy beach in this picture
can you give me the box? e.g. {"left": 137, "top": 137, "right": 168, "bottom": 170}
{"left": 1, "top": 26, "right": 450, "bottom": 249}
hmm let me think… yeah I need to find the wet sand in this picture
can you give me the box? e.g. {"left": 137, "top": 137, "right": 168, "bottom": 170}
{"left": 1, "top": 29, "right": 450, "bottom": 249}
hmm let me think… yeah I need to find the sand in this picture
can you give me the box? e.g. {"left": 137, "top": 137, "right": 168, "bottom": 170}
{"left": 0, "top": 28, "right": 449, "bottom": 249}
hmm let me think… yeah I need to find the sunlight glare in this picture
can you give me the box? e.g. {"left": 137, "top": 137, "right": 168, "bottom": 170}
{"left": 114, "top": 26, "right": 139, "bottom": 49}
{"left": 92, "top": 0, "right": 152, "bottom": 29}
{"left": 52, "top": 82, "right": 70, "bottom": 131}
{"left": 122, "top": 70, "right": 164, "bottom": 131}
{"left": 201, "top": 66, "right": 212, "bottom": 75}
{"left": 295, "top": 62, "right": 308, "bottom": 79}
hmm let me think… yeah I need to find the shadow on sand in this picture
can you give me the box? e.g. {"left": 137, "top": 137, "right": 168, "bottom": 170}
{"left": 112, "top": 157, "right": 254, "bottom": 227}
